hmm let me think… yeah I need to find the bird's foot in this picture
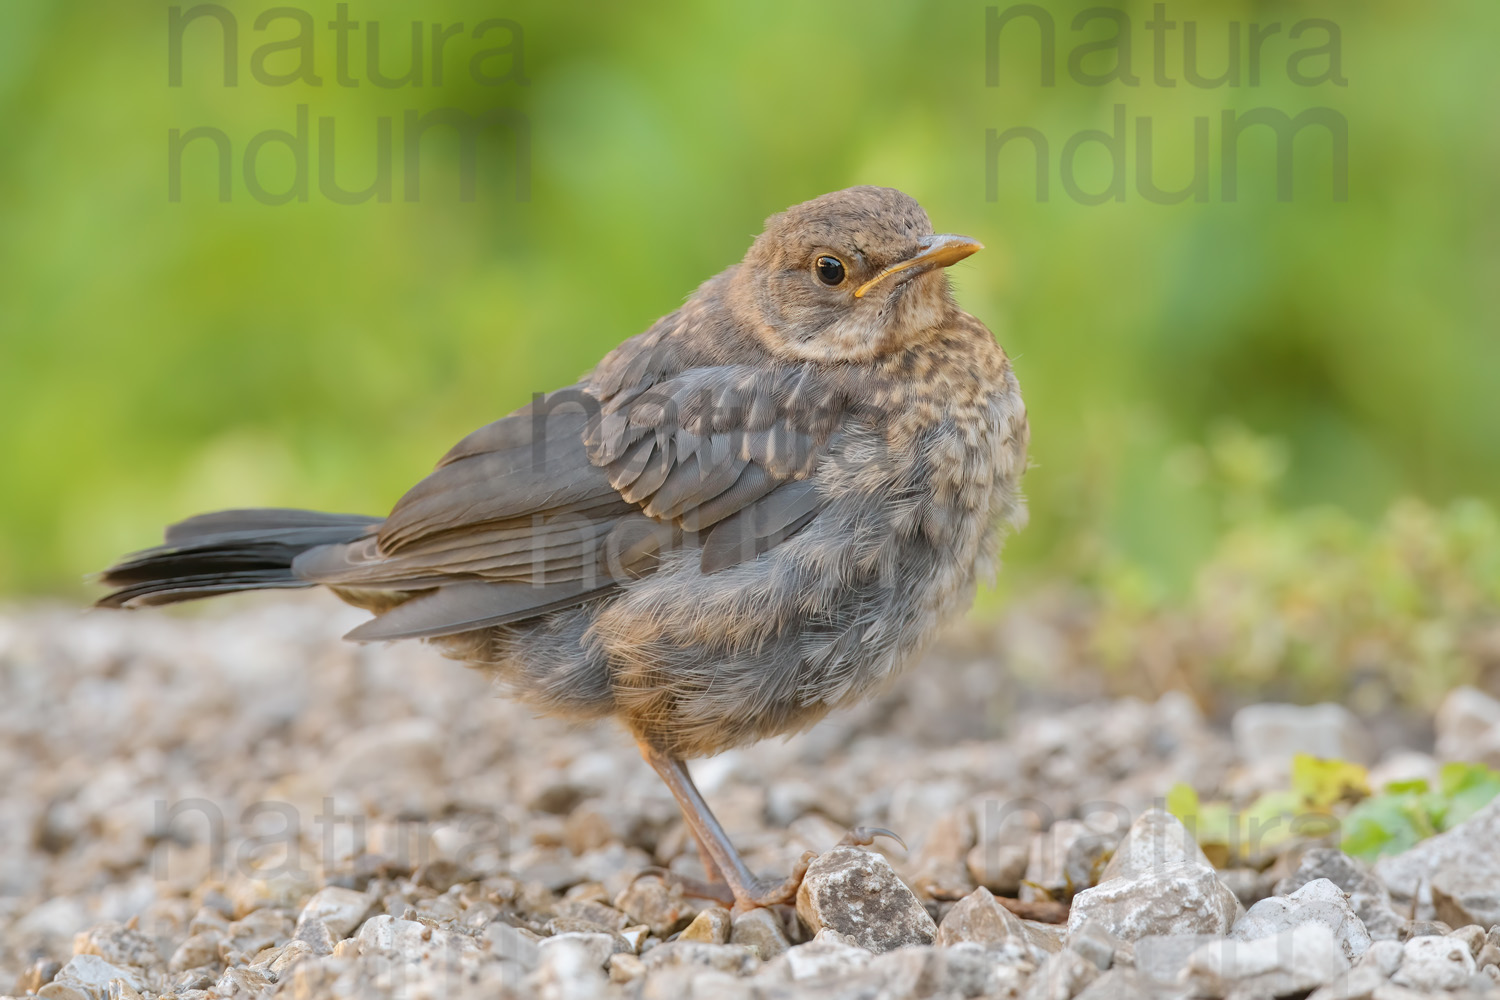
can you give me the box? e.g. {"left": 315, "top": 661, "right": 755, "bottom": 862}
{"left": 728, "top": 829, "right": 906, "bottom": 910}
{"left": 725, "top": 850, "right": 815, "bottom": 912}
{"left": 638, "top": 866, "right": 736, "bottom": 907}
{"left": 641, "top": 853, "right": 815, "bottom": 912}
{"left": 664, "top": 830, "right": 905, "bottom": 911}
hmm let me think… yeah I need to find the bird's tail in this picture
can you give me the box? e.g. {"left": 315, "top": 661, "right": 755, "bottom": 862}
{"left": 96, "top": 508, "right": 382, "bottom": 609}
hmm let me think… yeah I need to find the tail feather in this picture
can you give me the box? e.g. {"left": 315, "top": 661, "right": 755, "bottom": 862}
{"left": 97, "top": 508, "right": 382, "bottom": 609}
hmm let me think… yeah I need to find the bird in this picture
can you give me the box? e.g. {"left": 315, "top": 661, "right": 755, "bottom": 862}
{"left": 97, "top": 185, "right": 1030, "bottom": 912}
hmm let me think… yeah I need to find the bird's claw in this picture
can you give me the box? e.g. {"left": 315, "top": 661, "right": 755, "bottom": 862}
{"left": 838, "top": 826, "right": 907, "bottom": 851}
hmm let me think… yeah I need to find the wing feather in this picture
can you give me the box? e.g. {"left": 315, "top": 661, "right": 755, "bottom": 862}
{"left": 310, "top": 352, "right": 858, "bottom": 638}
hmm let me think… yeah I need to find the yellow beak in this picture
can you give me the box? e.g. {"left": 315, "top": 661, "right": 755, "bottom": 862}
{"left": 852, "top": 233, "right": 984, "bottom": 299}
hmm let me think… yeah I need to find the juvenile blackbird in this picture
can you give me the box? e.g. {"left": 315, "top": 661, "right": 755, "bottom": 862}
{"left": 99, "top": 186, "right": 1029, "bottom": 911}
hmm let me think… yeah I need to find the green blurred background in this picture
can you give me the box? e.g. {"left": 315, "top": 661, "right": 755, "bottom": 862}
{"left": 1, "top": 0, "right": 1496, "bottom": 601}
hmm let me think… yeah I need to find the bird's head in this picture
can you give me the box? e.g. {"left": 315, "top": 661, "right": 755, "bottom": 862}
{"left": 730, "top": 186, "right": 983, "bottom": 362}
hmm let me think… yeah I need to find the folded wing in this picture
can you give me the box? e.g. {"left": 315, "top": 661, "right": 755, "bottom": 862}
{"left": 299, "top": 359, "right": 855, "bottom": 641}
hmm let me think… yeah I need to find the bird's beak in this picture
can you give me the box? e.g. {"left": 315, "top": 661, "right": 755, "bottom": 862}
{"left": 852, "top": 233, "right": 984, "bottom": 299}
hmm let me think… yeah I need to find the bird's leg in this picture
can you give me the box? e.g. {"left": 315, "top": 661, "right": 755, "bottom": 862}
{"left": 690, "top": 827, "right": 727, "bottom": 885}
{"left": 638, "top": 743, "right": 813, "bottom": 913}
{"left": 647, "top": 826, "right": 736, "bottom": 908}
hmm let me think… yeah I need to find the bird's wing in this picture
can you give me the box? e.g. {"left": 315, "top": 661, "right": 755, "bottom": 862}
{"left": 296, "top": 363, "right": 856, "bottom": 641}
{"left": 293, "top": 388, "right": 654, "bottom": 640}
{"left": 582, "top": 362, "right": 847, "bottom": 573}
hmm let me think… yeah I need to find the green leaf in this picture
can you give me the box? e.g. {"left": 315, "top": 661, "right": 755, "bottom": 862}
{"left": 1342, "top": 795, "right": 1418, "bottom": 860}
{"left": 1240, "top": 789, "right": 1306, "bottom": 857}
{"left": 1291, "top": 754, "right": 1371, "bottom": 808}
{"left": 1340, "top": 785, "right": 1444, "bottom": 861}
{"left": 1436, "top": 762, "right": 1500, "bottom": 829}
{"left": 1194, "top": 801, "right": 1236, "bottom": 855}
{"left": 1166, "top": 782, "right": 1200, "bottom": 823}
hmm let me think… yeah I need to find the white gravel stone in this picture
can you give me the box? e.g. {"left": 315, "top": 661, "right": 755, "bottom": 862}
{"left": 1374, "top": 798, "right": 1500, "bottom": 908}
{"left": 1231, "top": 878, "right": 1371, "bottom": 960}
{"left": 167, "top": 930, "right": 221, "bottom": 972}
{"left": 1023, "top": 947, "right": 1099, "bottom": 1000}
{"left": 1357, "top": 938, "right": 1405, "bottom": 977}
{"left": 677, "top": 906, "right": 731, "bottom": 944}
{"left": 729, "top": 907, "right": 790, "bottom": 961}
{"left": 1390, "top": 934, "right": 1476, "bottom": 992}
{"left": 1067, "top": 862, "right": 1240, "bottom": 941}
{"left": 1434, "top": 686, "right": 1500, "bottom": 762}
{"left": 539, "top": 931, "right": 619, "bottom": 969}
{"left": 296, "top": 886, "right": 372, "bottom": 940}
{"left": 607, "top": 951, "right": 644, "bottom": 985}
{"left": 1232, "top": 702, "right": 1371, "bottom": 766}
{"left": 484, "top": 921, "right": 542, "bottom": 970}
{"left": 1184, "top": 925, "right": 1350, "bottom": 998}
{"left": 966, "top": 800, "right": 1037, "bottom": 896}
{"left": 934, "top": 886, "right": 1042, "bottom": 961}
{"left": 528, "top": 934, "right": 610, "bottom": 1000}
{"left": 1304, "top": 963, "right": 1387, "bottom": 1000}
{"left": 1072, "top": 967, "right": 1157, "bottom": 1000}
{"left": 1098, "top": 807, "right": 1212, "bottom": 881}
{"left": 48, "top": 954, "right": 144, "bottom": 999}
{"left": 1273, "top": 848, "right": 1404, "bottom": 942}
{"left": 1068, "top": 917, "right": 1129, "bottom": 971}
{"left": 795, "top": 846, "right": 936, "bottom": 953}
{"left": 767, "top": 929, "right": 874, "bottom": 982}
{"left": 639, "top": 941, "right": 759, "bottom": 976}
{"left": 1431, "top": 863, "right": 1500, "bottom": 929}
{"left": 1132, "top": 934, "right": 1222, "bottom": 986}
{"left": 355, "top": 913, "right": 481, "bottom": 974}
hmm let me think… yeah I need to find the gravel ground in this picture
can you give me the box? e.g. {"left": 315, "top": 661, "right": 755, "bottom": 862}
{"left": 2, "top": 593, "right": 1499, "bottom": 998}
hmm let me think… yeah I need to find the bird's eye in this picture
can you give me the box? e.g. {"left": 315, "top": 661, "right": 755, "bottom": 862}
{"left": 814, "top": 255, "right": 846, "bottom": 286}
